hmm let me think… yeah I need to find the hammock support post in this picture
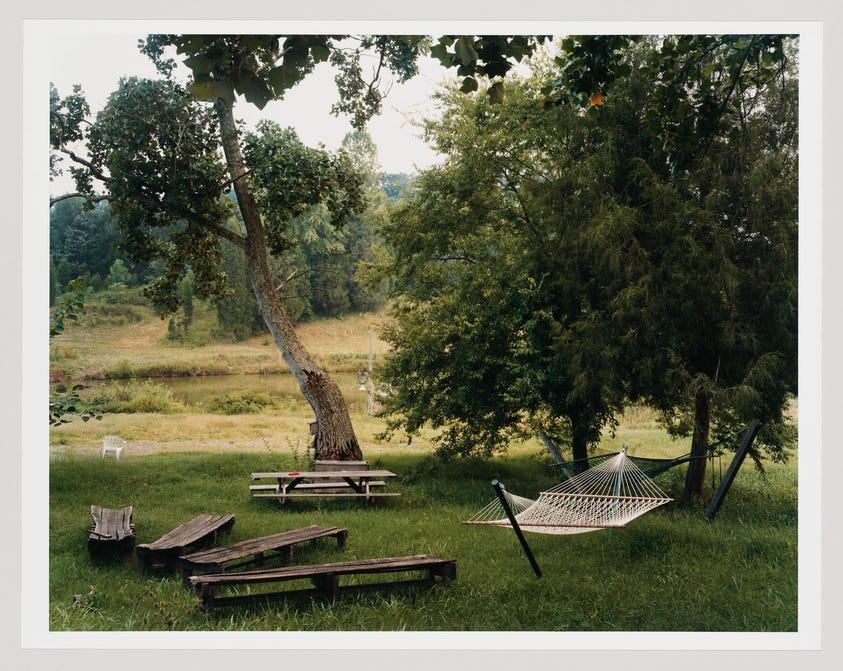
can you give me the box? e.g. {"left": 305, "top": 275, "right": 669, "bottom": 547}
{"left": 705, "top": 419, "right": 762, "bottom": 520}
{"left": 492, "top": 479, "right": 542, "bottom": 578}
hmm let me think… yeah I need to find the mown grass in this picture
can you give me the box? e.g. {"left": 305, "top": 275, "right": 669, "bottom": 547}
{"left": 49, "top": 445, "right": 798, "bottom": 632}
{"left": 48, "top": 303, "right": 798, "bottom": 632}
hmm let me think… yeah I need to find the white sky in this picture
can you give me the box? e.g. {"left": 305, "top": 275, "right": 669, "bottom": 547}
{"left": 49, "top": 31, "right": 456, "bottom": 194}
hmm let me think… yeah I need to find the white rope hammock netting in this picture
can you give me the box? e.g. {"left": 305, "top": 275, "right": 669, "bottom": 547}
{"left": 464, "top": 449, "right": 673, "bottom": 535}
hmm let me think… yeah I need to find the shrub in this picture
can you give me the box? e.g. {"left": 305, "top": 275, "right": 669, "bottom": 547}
{"left": 89, "top": 380, "right": 184, "bottom": 414}
{"left": 104, "top": 359, "right": 135, "bottom": 379}
{"left": 206, "top": 391, "right": 278, "bottom": 415}
{"left": 77, "top": 302, "right": 144, "bottom": 326}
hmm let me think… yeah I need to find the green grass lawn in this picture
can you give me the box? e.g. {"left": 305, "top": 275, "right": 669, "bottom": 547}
{"left": 49, "top": 447, "right": 798, "bottom": 632}
{"left": 47, "top": 306, "right": 799, "bottom": 633}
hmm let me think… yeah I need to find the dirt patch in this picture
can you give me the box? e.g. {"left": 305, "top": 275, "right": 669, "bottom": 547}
{"left": 50, "top": 438, "right": 275, "bottom": 458}
{"left": 49, "top": 439, "right": 401, "bottom": 459}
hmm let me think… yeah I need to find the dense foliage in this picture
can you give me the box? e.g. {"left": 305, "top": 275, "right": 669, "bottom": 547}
{"left": 50, "top": 162, "right": 406, "bottom": 337}
{"left": 49, "top": 279, "right": 103, "bottom": 425}
{"left": 376, "top": 36, "right": 798, "bottom": 493}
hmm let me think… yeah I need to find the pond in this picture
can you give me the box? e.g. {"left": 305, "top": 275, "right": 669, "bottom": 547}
{"left": 85, "top": 371, "right": 375, "bottom": 414}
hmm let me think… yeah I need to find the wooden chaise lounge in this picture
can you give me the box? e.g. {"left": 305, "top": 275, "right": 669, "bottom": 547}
{"left": 88, "top": 505, "right": 136, "bottom": 564}
{"left": 179, "top": 524, "right": 348, "bottom": 579}
{"left": 136, "top": 513, "right": 235, "bottom": 572}
{"left": 189, "top": 554, "right": 457, "bottom": 612}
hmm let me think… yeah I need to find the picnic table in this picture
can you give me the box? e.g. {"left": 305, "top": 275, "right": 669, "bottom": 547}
{"left": 250, "top": 469, "right": 400, "bottom": 504}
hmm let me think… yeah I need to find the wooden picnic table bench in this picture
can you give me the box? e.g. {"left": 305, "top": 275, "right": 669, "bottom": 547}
{"left": 189, "top": 554, "right": 457, "bottom": 612}
{"left": 249, "top": 469, "right": 400, "bottom": 503}
{"left": 136, "top": 513, "right": 235, "bottom": 572}
{"left": 250, "top": 469, "right": 400, "bottom": 504}
{"left": 179, "top": 524, "right": 348, "bottom": 579}
{"left": 88, "top": 505, "right": 135, "bottom": 563}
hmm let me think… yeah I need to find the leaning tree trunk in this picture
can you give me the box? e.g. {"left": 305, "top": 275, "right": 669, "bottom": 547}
{"left": 216, "top": 102, "right": 363, "bottom": 461}
{"left": 682, "top": 387, "right": 712, "bottom": 502}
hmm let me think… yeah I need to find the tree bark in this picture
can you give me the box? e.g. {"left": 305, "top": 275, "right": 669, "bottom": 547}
{"left": 215, "top": 101, "right": 363, "bottom": 461}
{"left": 682, "top": 387, "right": 712, "bottom": 502}
{"left": 571, "top": 421, "right": 590, "bottom": 465}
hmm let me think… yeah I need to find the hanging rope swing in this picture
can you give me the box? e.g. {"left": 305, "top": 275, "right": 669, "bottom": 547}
{"left": 465, "top": 446, "right": 673, "bottom": 535}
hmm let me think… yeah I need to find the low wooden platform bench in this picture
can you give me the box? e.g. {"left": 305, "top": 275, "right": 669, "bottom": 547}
{"left": 136, "top": 513, "right": 235, "bottom": 573}
{"left": 88, "top": 505, "right": 135, "bottom": 564}
{"left": 179, "top": 524, "right": 348, "bottom": 579}
{"left": 189, "top": 554, "right": 457, "bottom": 612}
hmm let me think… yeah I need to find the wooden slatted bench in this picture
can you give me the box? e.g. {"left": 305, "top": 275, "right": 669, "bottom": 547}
{"left": 88, "top": 505, "right": 136, "bottom": 564}
{"left": 249, "top": 481, "right": 388, "bottom": 495}
{"left": 179, "top": 524, "right": 348, "bottom": 579}
{"left": 136, "top": 513, "right": 235, "bottom": 573}
{"left": 189, "top": 554, "right": 457, "bottom": 612}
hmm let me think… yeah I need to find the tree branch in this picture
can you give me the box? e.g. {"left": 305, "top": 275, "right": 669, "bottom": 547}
{"left": 49, "top": 192, "right": 110, "bottom": 207}
{"left": 432, "top": 255, "right": 476, "bottom": 264}
{"left": 275, "top": 268, "right": 312, "bottom": 292}
{"left": 59, "top": 147, "right": 109, "bottom": 183}
{"left": 57, "top": 144, "right": 247, "bottom": 250}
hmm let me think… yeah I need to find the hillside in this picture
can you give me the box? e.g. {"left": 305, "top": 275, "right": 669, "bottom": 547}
{"left": 50, "top": 292, "right": 392, "bottom": 383}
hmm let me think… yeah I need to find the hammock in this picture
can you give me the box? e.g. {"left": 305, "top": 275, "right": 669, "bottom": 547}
{"left": 552, "top": 448, "right": 715, "bottom": 478}
{"left": 553, "top": 452, "right": 711, "bottom": 478}
{"left": 464, "top": 447, "right": 672, "bottom": 535}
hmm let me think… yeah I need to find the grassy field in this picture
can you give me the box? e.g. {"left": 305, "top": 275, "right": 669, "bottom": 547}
{"left": 49, "top": 446, "right": 798, "bottom": 632}
{"left": 47, "top": 298, "right": 799, "bottom": 633}
{"left": 50, "top": 295, "right": 391, "bottom": 382}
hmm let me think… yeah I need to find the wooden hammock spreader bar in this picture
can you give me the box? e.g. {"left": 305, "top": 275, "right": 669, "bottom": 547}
{"left": 469, "top": 520, "right": 629, "bottom": 529}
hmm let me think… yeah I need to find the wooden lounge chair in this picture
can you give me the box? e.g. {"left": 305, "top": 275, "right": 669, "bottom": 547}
{"left": 179, "top": 524, "right": 347, "bottom": 579}
{"left": 136, "top": 513, "right": 235, "bottom": 572}
{"left": 88, "top": 505, "right": 135, "bottom": 563}
{"left": 189, "top": 554, "right": 457, "bottom": 612}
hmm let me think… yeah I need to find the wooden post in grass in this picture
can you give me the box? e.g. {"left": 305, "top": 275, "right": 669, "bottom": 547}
{"left": 705, "top": 420, "right": 762, "bottom": 520}
{"left": 492, "top": 480, "right": 542, "bottom": 578}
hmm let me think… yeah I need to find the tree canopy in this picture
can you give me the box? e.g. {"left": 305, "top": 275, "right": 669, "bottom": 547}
{"left": 375, "top": 35, "right": 798, "bottom": 502}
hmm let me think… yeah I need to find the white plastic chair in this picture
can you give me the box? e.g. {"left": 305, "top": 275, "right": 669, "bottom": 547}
{"left": 101, "top": 435, "right": 126, "bottom": 460}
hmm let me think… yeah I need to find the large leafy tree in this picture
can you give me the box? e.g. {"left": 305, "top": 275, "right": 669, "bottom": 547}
{"left": 49, "top": 34, "right": 549, "bottom": 461}
{"left": 377, "top": 34, "right": 798, "bottom": 508}
{"left": 377, "top": 76, "right": 630, "bottom": 460}
{"left": 549, "top": 35, "right": 799, "bottom": 499}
